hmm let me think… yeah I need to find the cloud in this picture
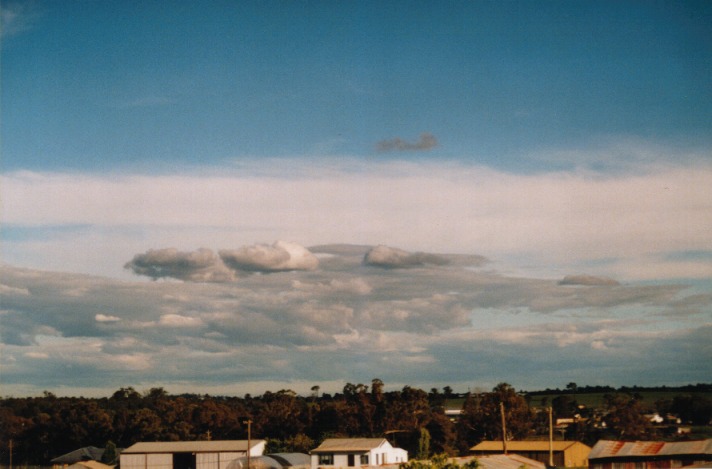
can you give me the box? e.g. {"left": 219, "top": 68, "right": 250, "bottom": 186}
{"left": 1, "top": 2, "right": 39, "bottom": 39}
{"left": 219, "top": 241, "right": 319, "bottom": 273}
{"left": 95, "top": 314, "right": 121, "bottom": 322}
{"left": 376, "top": 133, "right": 438, "bottom": 152}
{"left": 559, "top": 274, "right": 621, "bottom": 286}
{"left": 124, "top": 247, "right": 235, "bottom": 282}
{"left": 363, "top": 245, "right": 450, "bottom": 268}
{"left": 2, "top": 240, "right": 710, "bottom": 396}
{"left": 4, "top": 151, "right": 710, "bottom": 283}
{"left": 159, "top": 314, "right": 203, "bottom": 328}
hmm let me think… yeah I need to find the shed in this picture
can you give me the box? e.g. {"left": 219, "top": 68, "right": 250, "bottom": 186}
{"left": 120, "top": 440, "right": 266, "bottom": 469}
{"left": 588, "top": 439, "right": 712, "bottom": 469}
{"left": 52, "top": 446, "right": 106, "bottom": 466}
{"left": 226, "top": 453, "right": 310, "bottom": 469}
{"left": 310, "top": 438, "right": 407, "bottom": 469}
{"left": 470, "top": 440, "right": 591, "bottom": 468}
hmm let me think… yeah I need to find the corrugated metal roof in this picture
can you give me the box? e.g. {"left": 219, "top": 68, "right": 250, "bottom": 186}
{"left": 51, "top": 446, "right": 105, "bottom": 463}
{"left": 471, "top": 440, "right": 583, "bottom": 452}
{"left": 226, "top": 453, "right": 310, "bottom": 469}
{"left": 123, "top": 440, "right": 265, "bottom": 454}
{"left": 311, "top": 438, "right": 387, "bottom": 453}
{"left": 589, "top": 439, "right": 712, "bottom": 460}
{"left": 451, "top": 455, "right": 546, "bottom": 469}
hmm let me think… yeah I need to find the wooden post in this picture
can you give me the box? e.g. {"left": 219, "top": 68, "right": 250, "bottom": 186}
{"left": 548, "top": 407, "right": 554, "bottom": 467}
{"left": 244, "top": 420, "right": 252, "bottom": 469}
{"left": 500, "top": 402, "right": 507, "bottom": 455}
{"left": 9, "top": 438, "right": 13, "bottom": 469}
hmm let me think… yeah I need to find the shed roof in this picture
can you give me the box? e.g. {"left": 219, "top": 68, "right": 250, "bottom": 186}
{"left": 226, "top": 453, "right": 310, "bottom": 469}
{"left": 471, "top": 441, "right": 588, "bottom": 452}
{"left": 311, "top": 438, "right": 389, "bottom": 453}
{"left": 589, "top": 439, "right": 712, "bottom": 460}
{"left": 449, "top": 455, "right": 546, "bottom": 469}
{"left": 122, "top": 440, "right": 265, "bottom": 454}
{"left": 51, "top": 446, "right": 105, "bottom": 464}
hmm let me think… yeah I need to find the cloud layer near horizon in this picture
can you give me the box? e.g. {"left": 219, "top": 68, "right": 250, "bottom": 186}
{"left": 1, "top": 147, "right": 711, "bottom": 396}
{"left": 3, "top": 153, "right": 711, "bottom": 282}
{"left": 1, "top": 244, "right": 710, "bottom": 397}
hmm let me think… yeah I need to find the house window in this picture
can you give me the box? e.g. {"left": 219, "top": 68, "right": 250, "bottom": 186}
{"left": 361, "top": 454, "right": 369, "bottom": 465}
{"left": 319, "top": 454, "right": 334, "bottom": 465}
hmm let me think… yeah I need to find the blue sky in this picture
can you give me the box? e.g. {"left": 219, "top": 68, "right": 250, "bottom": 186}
{"left": 4, "top": 1, "right": 711, "bottom": 172}
{"left": 1, "top": 1, "right": 711, "bottom": 397}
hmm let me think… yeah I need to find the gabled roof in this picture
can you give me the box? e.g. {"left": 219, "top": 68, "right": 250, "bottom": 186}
{"left": 589, "top": 439, "right": 712, "bottom": 460}
{"left": 471, "top": 441, "right": 589, "bottom": 452}
{"left": 122, "top": 440, "right": 265, "bottom": 454}
{"left": 311, "top": 438, "right": 389, "bottom": 453}
{"left": 51, "top": 446, "right": 105, "bottom": 464}
{"left": 477, "top": 454, "right": 546, "bottom": 469}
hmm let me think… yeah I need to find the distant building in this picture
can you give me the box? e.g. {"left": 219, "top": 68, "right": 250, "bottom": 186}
{"left": 470, "top": 440, "right": 591, "bottom": 468}
{"left": 120, "top": 440, "right": 266, "bottom": 469}
{"left": 310, "top": 438, "right": 407, "bottom": 469}
{"left": 457, "top": 454, "right": 546, "bottom": 469}
{"left": 52, "top": 446, "right": 106, "bottom": 467}
{"left": 226, "top": 453, "right": 310, "bottom": 469}
{"left": 588, "top": 439, "right": 712, "bottom": 469}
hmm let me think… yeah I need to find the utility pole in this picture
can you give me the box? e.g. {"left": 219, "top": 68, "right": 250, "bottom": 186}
{"left": 548, "top": 407, "right": 554, "bottom": 467}
{"left": 500, "top": 402, "right": 507, "bottom": 455}
{"left": 243, "top": 420, "right": 252, "bottom": 469}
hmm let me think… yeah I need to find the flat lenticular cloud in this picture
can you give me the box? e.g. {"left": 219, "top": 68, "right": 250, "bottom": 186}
{"left": 364, "top": 245, "right": 450, "bottom": 268}
{"left": 219, "top": 241, "right": 319, "bottom": 273}
{"left": 376, "top": 132, "right": 438, "bottom": 152}
{"left": 559, "top": 275, "right": 621, "bottom": 286}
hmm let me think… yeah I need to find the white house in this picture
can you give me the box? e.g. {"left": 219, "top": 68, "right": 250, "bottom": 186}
{"left": 120, "top": 440, "right": 266, "bottom": 469}
{"left": 310, "top": 438, "right": 407, "bottom": 469}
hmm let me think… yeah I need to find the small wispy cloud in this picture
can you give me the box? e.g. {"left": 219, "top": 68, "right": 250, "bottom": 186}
{"left": 559, "top": 274, "right": 620, "bottom": 286}
{"left": 95, "top": 313, "right": 121, "bottom": 323}
{"left": 1, "top": 2, "right": 39, "bottom": 39}
{"left": 376, "top": 132, "right": 438, "bottom": 152}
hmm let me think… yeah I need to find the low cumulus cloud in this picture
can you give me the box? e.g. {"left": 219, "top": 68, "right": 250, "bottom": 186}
{"left": 219, "top": 241, "right": 319, "bottom": 273}
{"left": 1, "top": 244, "right": 710, "bottom": 396}
{"left": 124, "top": 248, "right": 234, "bottom": 282}
{"left": 559, "top": 274, "right": 621, "bottom": 286}
{"left": 364, "top": 245, "right": 449, "bottom": 268}
{"left": 125, "top": 241, "right": 319, "bottom": 281}
{"left": 376, "top": 132, "right": 438, "bottom": 152}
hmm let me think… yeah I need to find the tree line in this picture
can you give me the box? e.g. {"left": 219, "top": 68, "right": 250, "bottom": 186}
{"left": 1, "top": 381, "right": 710, "bottom": 466}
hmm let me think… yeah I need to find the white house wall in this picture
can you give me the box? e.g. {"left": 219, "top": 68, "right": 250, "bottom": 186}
{"left": 310, "top": 446, "right": 408, "bottom": 469}
{"left": 250, "top": 441, "right": 266, "bottom": 456}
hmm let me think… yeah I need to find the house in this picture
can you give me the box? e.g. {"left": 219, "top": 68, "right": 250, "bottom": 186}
{"left": 310, "top": 438, "right": 407, "bottom": 469}
{"left": 120, "top": 440, "right": 266, "bottom": 469}
{"left": 588, "top": 439, "right": 712, "bottom": 469}
{"left": 52, "top": 446, "right": 107, "bottom": 468}
{"left": 470, "top": 440, "right": 591, "bottom": 468}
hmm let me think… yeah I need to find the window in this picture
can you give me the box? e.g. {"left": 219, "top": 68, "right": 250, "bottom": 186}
{"left": 319, "top": 454, "right": 334, "bottom": 466}
{"left": 361, "top": 454, "right": 369, "bottom": 465}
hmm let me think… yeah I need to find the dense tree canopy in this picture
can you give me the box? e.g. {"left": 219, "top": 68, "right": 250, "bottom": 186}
{"left": 1, "top": 382, "right": 709, "bottom": 465}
